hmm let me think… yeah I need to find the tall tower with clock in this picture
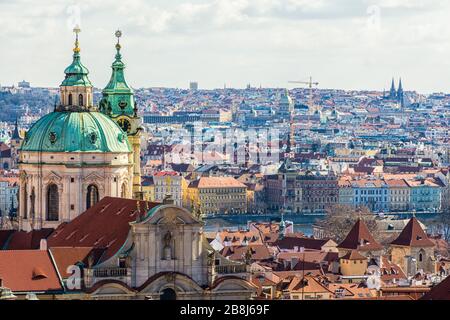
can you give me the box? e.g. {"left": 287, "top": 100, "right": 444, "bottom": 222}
{"left": 99, "top": 31, "right": 143, "bottom": 199}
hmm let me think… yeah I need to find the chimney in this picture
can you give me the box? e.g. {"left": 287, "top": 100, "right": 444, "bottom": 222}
{"left": 39, "top": 239, "right": 47, "bottom": 251}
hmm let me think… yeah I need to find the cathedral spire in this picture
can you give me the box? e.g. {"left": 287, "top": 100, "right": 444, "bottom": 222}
{"left": 389, "top": 77, "right": 396, "bottom": 99}
{"left": 100, "top": 30, "right": 135, "bottom": 117}
{"left": 397, "top": 78, "right": 404, "bottom": 106}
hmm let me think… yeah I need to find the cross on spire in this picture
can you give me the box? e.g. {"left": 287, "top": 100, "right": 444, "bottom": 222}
{"left": 73, "top": 25, "right": 81, "bottom": 53}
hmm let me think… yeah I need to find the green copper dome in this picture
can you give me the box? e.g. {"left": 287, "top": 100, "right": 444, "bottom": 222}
{"left": 20, "top": 111, "right": 131, "bottom": 153}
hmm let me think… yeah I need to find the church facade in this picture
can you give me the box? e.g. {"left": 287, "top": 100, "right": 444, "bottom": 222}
{"left": 18, "top": 29, "right": 140, "bottom": 231}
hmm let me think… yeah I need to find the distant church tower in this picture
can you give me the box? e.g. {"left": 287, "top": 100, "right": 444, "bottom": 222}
{"left": 10, "top": 119, "right": 22, "bottom": 169}
{"left": 278, "top": 89, "right": 294, "bottom": 122}
{"left": 389, "top": 78, "right": 397, "bottom": 100}
{"left": 397, "top": 78, "right": 404, "bottom": 108}
{"left": 99, "top": 31, "right": 143, "bottom": 199}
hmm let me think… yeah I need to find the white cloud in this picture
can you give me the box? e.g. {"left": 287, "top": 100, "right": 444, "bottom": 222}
{"left": 0, "top": 0, "right": 449, "bottom": 93}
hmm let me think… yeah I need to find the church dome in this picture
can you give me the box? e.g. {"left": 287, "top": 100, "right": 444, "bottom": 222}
{"left": 20, "top": 111, "right": 131, "bottom": 153}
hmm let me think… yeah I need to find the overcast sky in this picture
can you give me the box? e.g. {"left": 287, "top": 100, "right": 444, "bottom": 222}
{"left": 1, "top": 0, "right": 450, "bottom": 93}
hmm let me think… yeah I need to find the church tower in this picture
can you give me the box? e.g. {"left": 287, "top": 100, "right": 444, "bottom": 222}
{"left": 389, "top": 77, "right": 396, "bottom": 100}
{"left": 18, "top": 28, "right": 133, "bottom": 231}
{"left": 100, "top": 31, "right": 143, "bottom": 199}
{"left": 10, "top": 119, "right": 22, "bottom": 169}
{"left": 397, "top": 78, "right": 404, "bottom": 107}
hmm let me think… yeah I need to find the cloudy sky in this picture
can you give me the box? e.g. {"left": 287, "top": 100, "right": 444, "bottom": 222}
{"left": 1, "top": 0, "right": 450, "bottom": 93}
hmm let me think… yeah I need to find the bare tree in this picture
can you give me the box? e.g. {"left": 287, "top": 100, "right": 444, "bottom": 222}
{"left": 315, "top": 205, "right": 379, "bottom": 243}
{"left": 428, "top": 211, "right": 450, "bottom": 242}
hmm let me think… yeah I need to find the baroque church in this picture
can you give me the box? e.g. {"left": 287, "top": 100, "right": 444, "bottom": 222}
{"left": 11, "top": 29, "right": 256, "bottom": 300}
{"left": 18, "top": 28, "right": 142, "bottom": 231}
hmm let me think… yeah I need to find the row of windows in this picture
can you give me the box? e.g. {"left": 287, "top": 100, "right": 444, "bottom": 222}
{"left": 199, "top": 188, "right": 245, "bottom": 194}
{"left": 356, "top": 189, "right": 388, "bottom": 195}
{"left": 23, "top": 183, "right": 128, "bottom": 221}
{"left": 67, "top": 93, "right": 86, "bottom": 106}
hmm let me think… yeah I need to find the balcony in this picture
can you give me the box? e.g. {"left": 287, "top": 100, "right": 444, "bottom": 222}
{"left": 92, "top": 268, "right": 129, "bottom": 278}
{"left": 215, "top": 264, "right": 247, "bottom": 275}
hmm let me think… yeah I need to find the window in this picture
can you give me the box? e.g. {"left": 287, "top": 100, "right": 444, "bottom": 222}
{"left": 23, "top": 183, "right": 28, "bottom": 219}
{"left": 47, "top": 184, "right": 59, "bottom": 221}
{"left": 78, "top": 94, "right": 84, "bottom": 106}
{"left": 419, "top": 252, "right": 424, "bottom": 262}
{"left": 30, "top": 188, "right": 35, "bottom": 219}
{"left": 86, "top": 184, "right": 99, "bottom": 209}
{"left": 121, "top": 183, "right": 127, "bottom": 198}
{"left": 68, "top": 93, "right": 73, "bottom": 105}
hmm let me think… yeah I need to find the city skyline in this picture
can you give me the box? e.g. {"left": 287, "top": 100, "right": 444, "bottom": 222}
{"left": 1, "top": 0, "right": 450, "bottom": 93}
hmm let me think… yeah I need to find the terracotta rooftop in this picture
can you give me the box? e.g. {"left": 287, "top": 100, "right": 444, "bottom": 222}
{"left": 4, "top": 228, "right": 54, "bottom": 250}
{"left": 0, "top": 250, "right": 63, "bottom": 293}
{"left": 340, "top": 250, "right": 367, "bottom": 261}
{"left": 190, "top": 177, "right": 247, "bottom": 189}
{"left": 390, "top": 217, "right": 434, "bottom": 247}
{"left": 337, "top": 219, "right": 383, "bottom": 251}
{"left": 221, "top": 244, "right": 271, "bottom": 261}
{"left": 47, "top": 197, "right": 160, "bottom": 264}
{"left": 274, "top": 236, "right": 335, "bottom": 251}
{"left": 49, "top": 247, "right": 104, "bottom": 278}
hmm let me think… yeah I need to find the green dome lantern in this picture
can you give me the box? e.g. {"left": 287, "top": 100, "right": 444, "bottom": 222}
{"left": 61, "top": 26, "right": 92, "bottom": 87}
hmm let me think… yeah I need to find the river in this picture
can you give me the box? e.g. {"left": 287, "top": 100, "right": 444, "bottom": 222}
{"left": 203, "top": 212, "right": 441, "bottom": 236}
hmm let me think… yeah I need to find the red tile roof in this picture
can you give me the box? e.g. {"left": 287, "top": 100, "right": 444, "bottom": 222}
{"left": 274, "top": 236, "right": 333, "bottom": 251}
{"left": 49, "top": 247, "right": 103, "bottom": 278}
{"left": 221, "top": 244, "right": 272, "bottom": 261}
{"left": 0, "top": 230, "right": 15, "bottom": 249}
{"left": 338, "top": 219, "right": 383, "bottom": 251}
{"left": 6, "top": 229, "right": 54, "bottom": 250}
{"left": 390, "top": 217, "right": 434, "bottom": 247}
{"left": 0, "top": 250, "right": 63, "bottom": 293}
{"left": 340, "top": 250, "right": 367, "bottom": 261}
{"left": 420, "top": 275, "right": 450, "bottom": 300}
{"left": 47, "top": 197, "right": 160, "bottom": 264}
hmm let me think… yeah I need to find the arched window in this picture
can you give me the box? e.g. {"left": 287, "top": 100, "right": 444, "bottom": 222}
{"left": 23, "top": 183, "right": 28, "bottom": 219}
{"left": 86, "top": 184, "right": 99, "bottom": 209}
{"left": 160, "top": 288, "right": 176, "bottom": 301}
{"left": 30, "top": 187, "right": 35, "bottom": 219}
{"left": 419, "top": 252, "right": 424, "bottom": 262}
{"left": 121, "top": 183, "right": 127, "bottom": 198}
{"left": 78, "top": 94, "right": 84, "bottom": 106}
{"left": 47, "top": 184, "right": 59, "bottom": 221}
{"left": 68, "top": 93, "right": 73, "bottom": 105}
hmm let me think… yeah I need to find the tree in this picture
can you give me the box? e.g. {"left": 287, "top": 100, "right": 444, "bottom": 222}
{"left": 315, "top": 205, "right": 379, "bottom": 243}
{"left": 428, "top": 211, "right": 450, "bottom": 242}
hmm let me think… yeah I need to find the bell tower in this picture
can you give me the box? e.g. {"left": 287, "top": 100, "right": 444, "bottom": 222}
{"left": 100, "top": 30, "right": 142, "bottom": 199}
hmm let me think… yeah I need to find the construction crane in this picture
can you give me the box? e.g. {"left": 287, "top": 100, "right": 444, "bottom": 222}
{"left": 289, "top": 77, "right": 319, "bottom": 113}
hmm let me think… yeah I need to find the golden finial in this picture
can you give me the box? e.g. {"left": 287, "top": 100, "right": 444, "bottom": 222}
{"left": 73, "top": 25, "right": 81, "bottom": 53}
